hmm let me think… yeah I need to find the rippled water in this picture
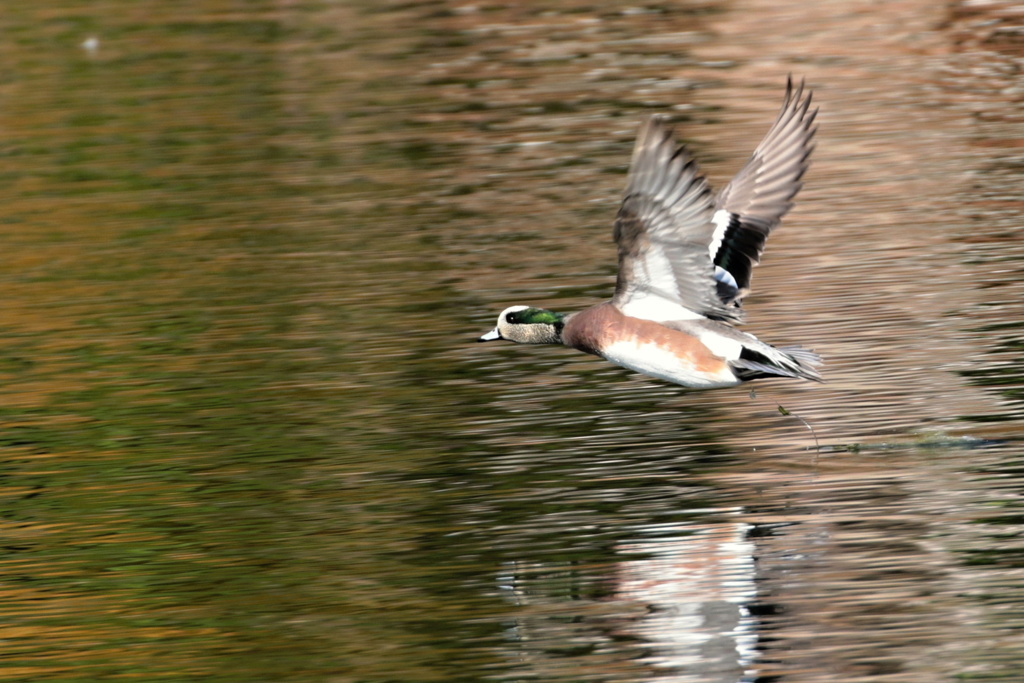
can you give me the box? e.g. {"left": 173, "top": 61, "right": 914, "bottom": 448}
{"left": 1, "top": 0, "right": 1023, "bottom": 681}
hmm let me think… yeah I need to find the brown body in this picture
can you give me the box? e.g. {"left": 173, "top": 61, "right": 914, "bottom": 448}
{"left": 563, "top": 303, "right": 736, "bottom": 386}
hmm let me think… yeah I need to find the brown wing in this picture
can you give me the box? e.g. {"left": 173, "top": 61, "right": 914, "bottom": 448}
{"left": 611, "top": 116, "right": 740, "bottom": 323}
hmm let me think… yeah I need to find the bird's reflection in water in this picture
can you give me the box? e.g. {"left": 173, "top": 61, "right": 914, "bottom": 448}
{"left": 498, "top": 516, "right": 757, "bottom": 682}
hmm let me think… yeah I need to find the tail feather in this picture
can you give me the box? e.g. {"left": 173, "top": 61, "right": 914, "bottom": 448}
{"left": 780, "top": 345, "right": 823, "bottom": 378}
{"left": 731, "top": 344, "right": 823, "bottom": 383}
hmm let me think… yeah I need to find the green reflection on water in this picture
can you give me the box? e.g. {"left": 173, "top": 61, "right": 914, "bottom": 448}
{"left": 0, "top": 1, "right": 511, "bottom": 680}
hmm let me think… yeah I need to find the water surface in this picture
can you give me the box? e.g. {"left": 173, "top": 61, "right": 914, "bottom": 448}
{"left": 1, "top": 0, "right": 1023, "bottom": 681}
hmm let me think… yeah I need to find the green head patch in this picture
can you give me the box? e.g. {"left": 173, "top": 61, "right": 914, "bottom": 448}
{"left": 506, "top": 307, "right": 565, "bottom": 327}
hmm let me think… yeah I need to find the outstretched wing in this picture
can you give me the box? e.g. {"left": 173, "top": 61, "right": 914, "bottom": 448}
{"left": 611, "top": 116, "right": 740, "bottom": 323}
{"left": 711, "top": 76, "right": 818, "bottom": 307}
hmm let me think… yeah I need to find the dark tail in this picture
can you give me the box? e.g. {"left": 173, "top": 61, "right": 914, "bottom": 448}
{"left": 731, "top": 345, "right": 823, "bottom": 383}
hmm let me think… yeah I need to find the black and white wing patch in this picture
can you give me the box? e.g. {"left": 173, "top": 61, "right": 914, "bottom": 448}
{"left": 710, "top": 77, "right": 818, "bottom": 308}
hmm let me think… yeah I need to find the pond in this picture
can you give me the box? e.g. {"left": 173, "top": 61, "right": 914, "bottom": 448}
{"left": 1, "top": 0, "right": 1022, "bottom": 680}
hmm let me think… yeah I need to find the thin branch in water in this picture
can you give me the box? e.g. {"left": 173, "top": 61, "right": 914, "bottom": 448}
{"left": 750, "top": 389, "right": 822, "bottom": 461}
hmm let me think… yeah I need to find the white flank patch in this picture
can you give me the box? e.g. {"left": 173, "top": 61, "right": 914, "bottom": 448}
{"left": 708, "top": 209, "right": 732, "bottom": 261}
{"left": 697, "top": 331, "right": 744, "bottom": 361}
{"left": 602, "top": 339, "right": 740, "bottom": 389}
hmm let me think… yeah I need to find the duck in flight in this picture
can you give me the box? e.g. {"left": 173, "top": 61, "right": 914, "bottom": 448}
{"left": 478, "top": 78, "right": 822, "bottom": 389}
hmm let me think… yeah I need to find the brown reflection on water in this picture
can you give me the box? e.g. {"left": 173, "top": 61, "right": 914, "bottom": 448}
{"left": 438, "top": 0, "right": 1024, "bottom": 680}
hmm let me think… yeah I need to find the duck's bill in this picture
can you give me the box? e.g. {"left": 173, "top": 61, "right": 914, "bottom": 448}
{"left": 477, "top": 328, "right": 502, "bottom": 342}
